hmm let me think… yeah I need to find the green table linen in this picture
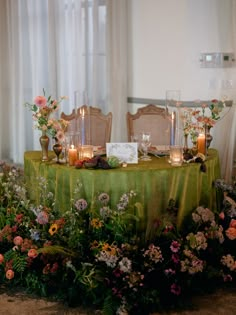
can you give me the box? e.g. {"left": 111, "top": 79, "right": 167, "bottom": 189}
{"left": 24, "top": 149, "right": 221, "bottom": 234}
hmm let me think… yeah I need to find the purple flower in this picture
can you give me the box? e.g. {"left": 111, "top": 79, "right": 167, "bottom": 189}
{"left": 171, "top": 253, "right": 180, "bottom": 264}
{"left": 74, "top": 198, "right": 88, "bottom": 211}
{"left": 170, "top": 283, "right": 181, "bottom": 295}
{"left": 170, "top": 240, "right": 180, "bottom": 253}
{"left": 36, "top": 211, "right": 49, "bottom": 225}
{"left": 98, "top": 193, "right": 110, "bottom": 205}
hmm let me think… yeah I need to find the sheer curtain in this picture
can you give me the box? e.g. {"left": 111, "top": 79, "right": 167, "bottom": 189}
{"left": 211, "top": 0, "right": 236, "bottom": 183}
{"left": 0, "top": 0, "right": 128, "bottom": 164}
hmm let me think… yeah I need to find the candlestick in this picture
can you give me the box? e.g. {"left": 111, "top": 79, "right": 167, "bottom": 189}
{"left": 170, "top": 111, "right": 176, "bottom": 145}
{"left": 79, "top": 108, "right": 85, "bottom": 145}
{"left": 197, "top": 133, "right": 206, "bottom": 155}
{"left": 68, "top": 144, "right": 77, "bottom": 166}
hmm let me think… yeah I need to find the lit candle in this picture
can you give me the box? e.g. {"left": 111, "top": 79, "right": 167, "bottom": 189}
{"left": 197, "top": 133, "right": 206, "bottom": 155}
{"left": 68, "top": 144, "right": 77, "bottom": 166}
{"left": 78, "top": 145, "right": 94, "bottom": 160}
{"left": 170, "top": 145, "right": 183, "bottom": 166}
{"left": 170, "top": 111, "right": 176, "bottom": 145}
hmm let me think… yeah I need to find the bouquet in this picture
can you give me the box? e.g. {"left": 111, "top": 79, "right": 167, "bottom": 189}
{"left": 25, "top": 90, "right": 69, "bottom": 141}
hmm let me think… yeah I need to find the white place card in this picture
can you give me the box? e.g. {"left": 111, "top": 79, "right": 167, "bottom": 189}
{"left": 106, "top": 143, "right": 138, "bottom": 163}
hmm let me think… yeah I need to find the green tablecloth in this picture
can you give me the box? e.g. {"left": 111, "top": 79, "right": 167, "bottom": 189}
{"left": 24, "top": 149, "right": 221, "bottom": 233}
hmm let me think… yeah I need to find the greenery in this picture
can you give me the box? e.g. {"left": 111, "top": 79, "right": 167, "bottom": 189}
{"left": 0, "top": 160, "right": 236, "bottom": 315}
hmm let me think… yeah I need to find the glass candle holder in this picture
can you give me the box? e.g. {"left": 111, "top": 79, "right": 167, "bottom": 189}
{"left": 170, "top": 145, "right": 183, "bottom": 166}
{"left": 78, "top": 145, "right": 94, "bottom": 160}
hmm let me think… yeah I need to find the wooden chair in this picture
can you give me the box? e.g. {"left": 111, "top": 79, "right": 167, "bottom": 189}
{"left": 61, "top": 105, "right": 112, "bottom": 147}
{"left": 127, "top": 104, "right": 171, "bottom": 145}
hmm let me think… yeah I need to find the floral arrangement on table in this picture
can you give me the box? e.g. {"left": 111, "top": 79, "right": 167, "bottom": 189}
{"left": 24, "top": 90, "right": 69, "bottom": 141}
{"left": 181, "top": 99, "right": 225, "bottom": 145}
{"left": 0, "top": 160, "right": 236, "bottom": 315}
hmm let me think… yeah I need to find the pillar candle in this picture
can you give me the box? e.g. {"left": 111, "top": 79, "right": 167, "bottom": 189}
{"left": 197, "top": 133, "right": 206, "bottom": 155}
{"left": 68, "top": 145, "right": 77, "bottom": 166}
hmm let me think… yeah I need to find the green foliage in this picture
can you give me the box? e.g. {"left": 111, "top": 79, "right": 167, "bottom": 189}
{"left": 1, "top": 164, "right": 236, "bottom": 314}
{"left": 4, "top": 249, "right": 28, "bottom": 274}
{"left": 37, "top": 245, "right": 76, "bottom": 257}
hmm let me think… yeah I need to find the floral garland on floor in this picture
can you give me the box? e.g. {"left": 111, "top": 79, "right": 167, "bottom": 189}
{"left": 0, "top": 161, "right": 236, "bottom": 315}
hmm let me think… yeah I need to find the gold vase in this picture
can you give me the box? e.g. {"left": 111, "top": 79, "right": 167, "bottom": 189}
{"left": 39, "top": 131, "right": 50, "bottom": 161}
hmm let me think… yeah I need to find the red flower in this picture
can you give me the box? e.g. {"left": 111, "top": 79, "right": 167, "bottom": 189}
{"left": 28, "top": 248, "right": 38, "bottom": 259}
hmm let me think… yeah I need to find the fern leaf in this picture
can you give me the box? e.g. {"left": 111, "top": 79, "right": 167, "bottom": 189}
{"left": 37, "top": 245, "right": 76, "bottom": 257}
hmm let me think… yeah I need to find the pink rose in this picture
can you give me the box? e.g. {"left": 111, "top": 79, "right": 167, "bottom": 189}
{"left": 28, "top": 248, "right": 38, "bottom": 259}
{"left": 34, "top": 96, "right": 47, "bottom": 108}
{"left": 0, "top": 254, "right": 4, "bottom": 264}
{"left": 6, "top": 269, "right": 14, "bottom": 280}
{"left": 226, "top": 227, "right": 236, "bottom": 240}
{"left": 13, "top": 236, "right": 23, "bottom": 246}
{"left": 219, "top": 212, "right": 225, "bottom": 220}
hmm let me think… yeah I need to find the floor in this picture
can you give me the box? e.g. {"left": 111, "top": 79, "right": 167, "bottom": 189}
{"left": 1, "top": 287, "right": 236, "bottom": 315}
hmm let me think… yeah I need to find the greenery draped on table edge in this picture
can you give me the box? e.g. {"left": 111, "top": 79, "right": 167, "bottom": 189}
{"left": 0, "top": 160, "right": 236, "bottom": 315}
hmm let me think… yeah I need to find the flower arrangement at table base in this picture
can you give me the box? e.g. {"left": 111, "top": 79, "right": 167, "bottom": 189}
{"left": 0, "top": 160, "right": 236, "bottom": 315}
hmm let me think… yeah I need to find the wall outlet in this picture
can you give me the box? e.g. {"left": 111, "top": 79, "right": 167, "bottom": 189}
{"left": 221, "top": 79, "right": 233, "bottom": 89}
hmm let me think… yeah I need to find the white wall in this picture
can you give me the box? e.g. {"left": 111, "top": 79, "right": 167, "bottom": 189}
{"left": 127, "top": 0, "right": 236, "bottom": 182}
{"left": 128, "top": 0, "right": 236, "bottom": 102}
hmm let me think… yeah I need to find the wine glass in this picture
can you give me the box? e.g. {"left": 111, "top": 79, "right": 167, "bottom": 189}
{"left": 139, "top": 132, "right": 152, "bottom": 161}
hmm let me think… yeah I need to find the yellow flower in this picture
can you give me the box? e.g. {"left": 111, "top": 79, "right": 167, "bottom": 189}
{"left": 49, "top": 223, "right": 58, "bottom": 236}
{"left": 90, "top": 218, "right": 103, "bottom": 229}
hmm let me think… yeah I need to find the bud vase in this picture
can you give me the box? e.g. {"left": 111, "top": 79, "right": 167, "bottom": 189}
{"left": 39, "top": 131, "right": 50, "bottom": 161}
{"left": 53, "top": 141, "right": 63, "bottom": 164}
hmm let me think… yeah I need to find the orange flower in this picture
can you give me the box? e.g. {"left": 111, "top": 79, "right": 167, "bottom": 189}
{"left": 90, "top": 218, "right": 103, "bottom": 229}
{"left": 0, "top": 254, "right": 4, "bottom": 264}
{"left": 229, "top": 219, "right": 236, "bottom": 229}
{"left": 28, "top": 248, "right": 38, "bottom": 259}
{"left": 226, "top": 227, "right": 236, "bottom": 240}
{"left": 6, "top": 269, "right": 14, "bottom": 280}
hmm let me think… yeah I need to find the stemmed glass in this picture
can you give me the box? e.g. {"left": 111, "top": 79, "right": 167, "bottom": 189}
{"left": 139, "top": 132, "right": 152, "bottom": 161}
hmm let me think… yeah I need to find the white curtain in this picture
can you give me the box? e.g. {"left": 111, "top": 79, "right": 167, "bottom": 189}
{"left": 211, "top": 104, "right": 236, "bottom": 183}
{"left": 0, "top": 0, "right": 128, "bottom": 164}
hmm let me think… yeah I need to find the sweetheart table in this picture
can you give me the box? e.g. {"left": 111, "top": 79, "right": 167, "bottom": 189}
{"left": 24, "top": 149, "right": 220, "bottom": 234}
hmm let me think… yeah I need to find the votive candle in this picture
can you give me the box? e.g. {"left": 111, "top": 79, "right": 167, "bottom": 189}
{"left": 68, "top": 144, "right": 77, "bottom": 166}
{"left": 197, "top": 133, "right": 206, "bottom": 155}
{"left": 78, "top": 145, "right": 94, "bottom": 160}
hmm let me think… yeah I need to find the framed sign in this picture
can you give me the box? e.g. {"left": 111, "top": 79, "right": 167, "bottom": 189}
{"left": 106, "top": 143, "right": 138, "bottom": 163}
